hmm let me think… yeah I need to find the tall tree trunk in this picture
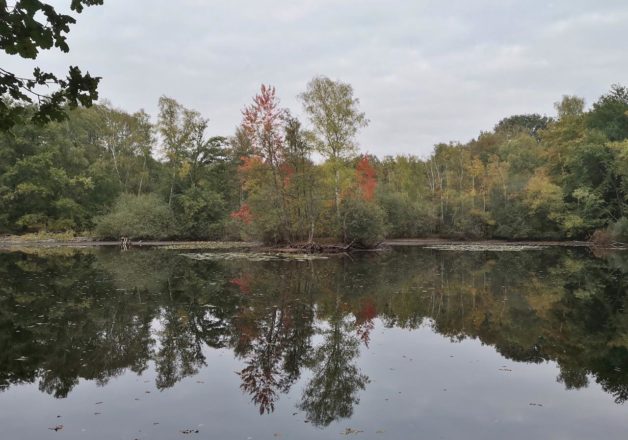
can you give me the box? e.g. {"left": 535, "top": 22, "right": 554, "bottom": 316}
{"left": 168, "top": 163, "right": 177, "bottom": 207}
{"left": 269, "top": 154, "right": 290, "bottom": 243}
{"left": 334, "top": 167, "right": 341, "bottom": 220}
{"left": 110, "top": 145, "right": 123, "bottom": 188}
{"left": 137, "top": 154, "right": 147, "bottom": 196}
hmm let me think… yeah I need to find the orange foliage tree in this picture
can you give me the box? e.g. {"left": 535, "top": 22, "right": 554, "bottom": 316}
{"left": 234, "top": 85, "right": 291, "bottom": 242}
{"left": 356, "top": 155, "right": 377, "bottom": 201}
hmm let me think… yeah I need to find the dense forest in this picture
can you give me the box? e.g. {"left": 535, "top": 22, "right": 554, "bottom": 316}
{"left": 1, "top": 79, "right": 628, "bottom": 245}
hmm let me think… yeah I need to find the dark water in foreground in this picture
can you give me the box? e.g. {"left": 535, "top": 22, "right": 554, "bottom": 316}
{"left": 0, "top": 246, "right": 627, "bottom": 439}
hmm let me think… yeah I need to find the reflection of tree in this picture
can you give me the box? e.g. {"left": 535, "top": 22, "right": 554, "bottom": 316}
{"left": 0, "top": 251, "right": 157, "bottom": 398}
{"left": 154, "top": 308, "right": 206, "bottom": 389}
{"left": 238, "top": 307, "right": 294, "bottom": 414}
{"left": 595, "top": 348, "right": 628, "bottom": 404}
{"left": 234, "top": 268, "right": 315, "bottom": 414}
{"left": 0, "top": 250, "right": 239, "bottom": 397}
{"left": 1, "top": 246, "right": 628, "bottom": 412}
{"left": 299, "top": 300, "right": 369, "bottom": 427}
{"left": 557, "top": 365, "right": 589, "bottom": 389}
{"left": 354, "top": 298, "right": 377, "bottom": 347}
{"left": 153, "top": 261, "right": 243, "bottom": 389}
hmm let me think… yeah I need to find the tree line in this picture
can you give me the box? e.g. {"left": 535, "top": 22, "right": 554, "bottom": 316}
{"left": 1, "top": 80, "right": 628, "bottom": 244}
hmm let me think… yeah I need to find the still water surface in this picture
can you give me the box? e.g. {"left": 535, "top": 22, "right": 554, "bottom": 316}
{"left": 0, "top": 246, "right": 627, "bottom": 439}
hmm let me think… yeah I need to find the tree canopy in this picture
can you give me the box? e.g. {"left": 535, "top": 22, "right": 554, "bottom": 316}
{"left": 0, "top": 0, "right": 102, "bottom": 130}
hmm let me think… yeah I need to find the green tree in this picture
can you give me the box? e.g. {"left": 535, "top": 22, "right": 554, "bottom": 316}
{"left": 0, "top": 107, "right": 109, "bottom": 232}
{"left": 284, "top": 114, "right": 319, "bottom": 241}
{"left": 0, "top": 0, "right": 103, "bottom": 130}
{"left": 300, "top": 76, "right": 368, "bottom": 220}
{"left": 555, "top": 95, "right": 585, "bottom": 120}
{"left": 588, "top": 84, "right": 628, "bottom": 141}
{"left": 93, "top": 193, "right": 177, "bottom": 239}
{"left": 157, "top": 96, "right": 206, "bottom": 207}
{"left": 175, "top": 185, "right": 226, "bottom": 239}
{"left": 494, "top": 113, "right": 552, "bottom": 140}
{"left": 94, "top": 104, "right": 154, "bottom": 194}
{"left": 340, "top": 197, "right": 387, "bottom": 247}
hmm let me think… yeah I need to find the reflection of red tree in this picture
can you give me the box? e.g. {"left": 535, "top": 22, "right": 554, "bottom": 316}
{"left": 233, "top": 310, "right": 259, "bottom": 352}
{"left": 236, "top": 306, "right": 299, "bottom": 415}
{"left": 355, "top": 298, "right": 377, "bottom": 347}
{"left": 230, "top": 274, "right": 252, "bottom": 294}
{"left": 239, "top": 362, "right": 281, "bottom": 415}
{"left": 356, "top": 298, "right": 377, "bottom": 322}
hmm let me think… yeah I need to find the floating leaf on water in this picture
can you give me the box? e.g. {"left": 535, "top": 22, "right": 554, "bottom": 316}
{"left": 341, "top": 428, "right": 364, "bottom": 435}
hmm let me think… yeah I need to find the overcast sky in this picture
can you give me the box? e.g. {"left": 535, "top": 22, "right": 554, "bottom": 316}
{"left": 4, "top": 0, "right": 628, "bottom": 157}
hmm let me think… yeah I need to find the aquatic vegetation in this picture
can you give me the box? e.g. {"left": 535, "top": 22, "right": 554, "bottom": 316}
{"left": 158, "top": 241, "right": 262, "bottom": 250}
{"left": 424, "top": 244, "right": 547, "bottom": 252}
{"left": 180, "top": 251, "right": 329, "bottom": 261}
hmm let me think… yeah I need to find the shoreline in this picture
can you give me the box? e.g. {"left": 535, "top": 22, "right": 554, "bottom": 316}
{"left": 384, "top": 238, "right": 593, "bottom": 247}
{"left": 0, "top": 236, "right": 603, "bottom": 250}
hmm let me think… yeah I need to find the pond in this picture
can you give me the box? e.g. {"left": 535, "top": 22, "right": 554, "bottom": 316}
{"left": 0, "top": 245, "right": 627, "bottom": 439}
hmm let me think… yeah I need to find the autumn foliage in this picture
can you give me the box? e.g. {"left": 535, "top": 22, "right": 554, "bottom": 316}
{"left": 230, "top": 273, "right": 253, "bottom": 294}
{"left": 241, "top": 85, "right": 286, "bottom": 166}
{"left": 356, "top": 156, "right": 377, "bottom": 201}
{"left": 355, "top": 297, "right": 377, "bottom": 347}
{"left": 230, "top": 203, "right": 253, "bottom": 224}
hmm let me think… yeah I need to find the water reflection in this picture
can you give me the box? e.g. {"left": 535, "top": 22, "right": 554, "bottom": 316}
{"left": 0, "top": 246, "right": 627, "bottom": 426}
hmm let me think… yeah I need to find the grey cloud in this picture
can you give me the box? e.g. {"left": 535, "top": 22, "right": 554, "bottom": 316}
{"left": 3, "top": 0, "right": 627, "bottom": 157}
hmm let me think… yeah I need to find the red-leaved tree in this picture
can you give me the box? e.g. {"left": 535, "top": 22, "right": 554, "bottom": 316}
{"left": 241, "top": 85, "right": 286, "bottom": 170}
{"left": 238, "top": 85, "right": 291, "bottom": 241}
{"left": 356, "top": 155, "right": 377, "bottom": 201}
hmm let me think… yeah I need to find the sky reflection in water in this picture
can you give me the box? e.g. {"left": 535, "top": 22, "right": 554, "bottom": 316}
{"left": 0, "top": 246, "right": 627, "bottom": 439}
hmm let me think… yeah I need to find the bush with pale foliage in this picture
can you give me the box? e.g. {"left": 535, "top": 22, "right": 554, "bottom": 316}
{"left": 94, "top": 194, "right": 177, "bottom": 240}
